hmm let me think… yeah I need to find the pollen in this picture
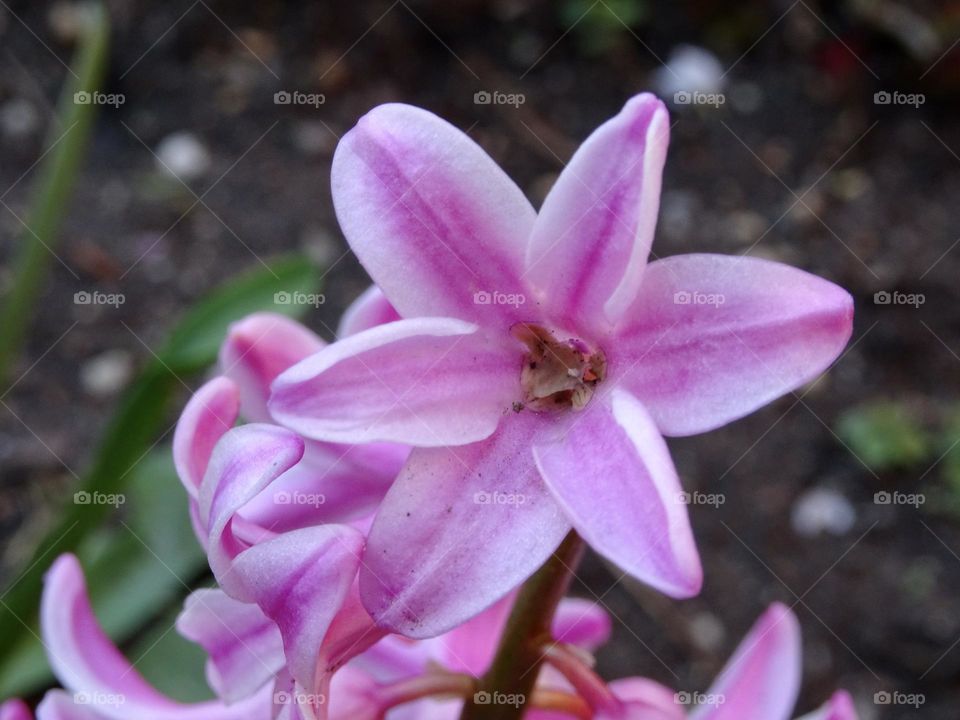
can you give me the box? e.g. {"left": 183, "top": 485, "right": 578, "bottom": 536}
{"left": 511, "top": 323, "right": 606, "bottom": 412}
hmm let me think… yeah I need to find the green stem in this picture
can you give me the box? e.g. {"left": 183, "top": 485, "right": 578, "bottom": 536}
{"left": 0, "top": 3, "right": 110, "bottom": 386}
{"left": 459, "top": 530, "right": 585, "bottom": 720}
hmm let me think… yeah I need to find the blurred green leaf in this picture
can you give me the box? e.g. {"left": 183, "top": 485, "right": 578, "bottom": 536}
{"left": 0, "top": 4, "right": 110, "bottom": 386}
{"left": 128, "top": 604, "right": 213, "bottom": 703}
{"left": 0, "top": 255, "right": 319, "bottom": 691}
{"left": 836, "top": 401, "right": 931, "bottom": 472}
{"left": 0, "top": 451, "right": 207, "bottom": 698}
{"left": 561, "top": 0, "right": 649, "bottom": 54}
{"left": 162, "top": 256, "right": 318, "bottom": 373}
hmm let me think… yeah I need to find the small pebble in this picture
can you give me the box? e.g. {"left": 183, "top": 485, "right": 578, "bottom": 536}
{"left": 0, "top": 99, "right": 40, "bottom": 140}
{"left": 654, "top": 45, "right": 725, "bottom": 99}
{"left": 155, "top": 132, "right": 211, "bottom": 182}
{"left": 791, "top": 487, "right": 856, "bottom": 537}
{"left": 80, "top": 349, "right": 134, "bottom": 397}
{"left": 689, "top": 611, "right": 725, "bottom": 653}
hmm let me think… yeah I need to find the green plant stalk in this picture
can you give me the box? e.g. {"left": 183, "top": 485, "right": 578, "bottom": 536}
{"left": 0, "top": 4, "right": 110, "bottom": 386}
{"left": 0, "top": 255, "right": 319, "bottom": 669}
{"left": 459, "top": 531, "right": 585, "bottom": 720}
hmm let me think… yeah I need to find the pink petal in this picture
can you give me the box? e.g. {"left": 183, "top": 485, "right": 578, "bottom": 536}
{"left": 525, "top": 94, "right": 669, "bottom": 333}
{"left": 40, "top": 555, "right": 274, "bottom": 720}
{"left": 173, "top": 377, "right": 239, "bottom": 499}
{"left": 338, "top": 286, "right": 401, "bottom": 338}
{"left": 238, "top": 438, "right": 409, "bottom": 528}
{"left": 690, "top": 603, "right": 801, "bottom": 720}
{"left": 431, "top": 593, "right": 515, "bottom": 676}
{"left": 198, "top": 424, "right": 305, "bottom": 596}
{"left": 270, "top": 318, "right": 518, "bottom": 446}
{"left": 331, "top": 103, "right": 536, "bottom": 325}
{"left": 1, "top": 700, "right": 34, "bottom": 720}
{"left": 229, "top": 525, "right": 365, "bottom": 693}
{"left": 315, "top": 581, "right": 389, "bottom": 678}
{"left": 360, "top": 413, "right": 571, "bottom": 638}
{"left": 533, "top": 388, "right": 702, "bottom": 598}
{"left": 796, "top": 691, "right": 859, "bottom": 720}
{"left": 604, "top": 678, "right": 685, "bottom": 720}
{"left": 175, "top": 589, "right": 285, "bottom": 703}
{"left": 219, "top": 313, "right": 324, "bottom": 422}
{"left": 552, "top": 598, "right": 612, "bottom": 652}
{"left": 35, "top": 692, "right": 103, "bottom": 720}
{"left": 616, "top": 254, "right": 854, "bottom": 437}
{"left": 41, "top": 555, "right": 176, "bottom": 709}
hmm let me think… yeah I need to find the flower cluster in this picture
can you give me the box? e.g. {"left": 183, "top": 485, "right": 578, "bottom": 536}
{"left": 3, "top": 93, "right": 857, "bottom": 719}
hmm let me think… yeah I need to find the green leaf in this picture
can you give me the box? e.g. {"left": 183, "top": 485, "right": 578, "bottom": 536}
{"left": 0, "top": 256, "right": 320, "bottom": 691}
{"left": 0, "top": 4, "right": 110, "bottom": 385}
{"left": 127, "top": 605, "right": 213, "bottom": 703}
{"left": 836, "top": 401, "right": 932, "bottom": 472}
{"left": 161, "top": 255, "right": 318, "bottom": 373}
{"left": 0, "top": 451, "right": 207, "bottom": 698}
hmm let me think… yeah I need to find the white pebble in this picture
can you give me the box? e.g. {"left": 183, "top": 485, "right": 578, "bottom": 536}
{"left": 155, "top": 132, "right": 211, "bottom": 182}
{"left": 80, "top": 349, "right": 134, "bottom": 397}
{"left": 654, "top": 45, "right": 725, "bottom": 98}
{"left": 791, "top": 487, "right": 857, "bottom": 537}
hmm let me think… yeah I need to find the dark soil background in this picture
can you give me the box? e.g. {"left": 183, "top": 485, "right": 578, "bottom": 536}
{"left": 1, "top": 1, "right": 958, "bottom": 718}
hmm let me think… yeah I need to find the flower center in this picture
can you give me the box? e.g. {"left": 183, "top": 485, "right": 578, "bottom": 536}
{"left": 511, "top": 323, "right": 606, "bottom": 412}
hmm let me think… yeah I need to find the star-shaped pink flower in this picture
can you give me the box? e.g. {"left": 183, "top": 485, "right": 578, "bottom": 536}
{"left": 270, "top": 94, "right": 854, "bottom": 637}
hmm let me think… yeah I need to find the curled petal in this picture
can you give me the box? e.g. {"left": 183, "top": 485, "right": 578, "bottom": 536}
{"left": 219, "top": 313, "right": 325, "bottom": 422}
{"left": 332, "top": 103, "right": 536, "bottom": 325}
{"left": 617, "top": 254, "right": 854, "bottom": 437}
{"left": 198, "top": 424, "right": 305, "bottom": 596}
{"left": 173, "top": 377, "right": 239, "bottom": 499}
{"left": 534, "top": 388, "right": 702, "bottom": 598}
{"left": 176, "top": 589, "right": 285, "bottom": 703}
{"left": 239, "top": 439, "right": 409, "bottom": 529}
{"left": 690, "top": 603, "right": 801, "bottom": 720}
{"left": 338, "top": 286, "right": 401, "bottom": 338}
{"left": 270, "top": 318, "right": 518, "bottom": 446}
{"left": 229, "top": 525, "right": 365, "bottom": 693}
{"left": 526, "top": 93, "right": 669, "bottom": 333}
{"left": 40, "top": 554, "right": 274, "bottom": 720}
{"left": 360, "top": 413, "right": 570, "bottom": 638}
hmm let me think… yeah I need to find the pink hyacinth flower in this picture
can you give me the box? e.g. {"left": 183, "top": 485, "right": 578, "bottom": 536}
{"left": 269, "top": 94, "right": 854, "bottom": 636}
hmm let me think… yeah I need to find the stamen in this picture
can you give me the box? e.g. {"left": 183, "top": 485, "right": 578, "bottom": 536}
{"left": 511, "top": 323, "right": 606, "bottom": 412}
